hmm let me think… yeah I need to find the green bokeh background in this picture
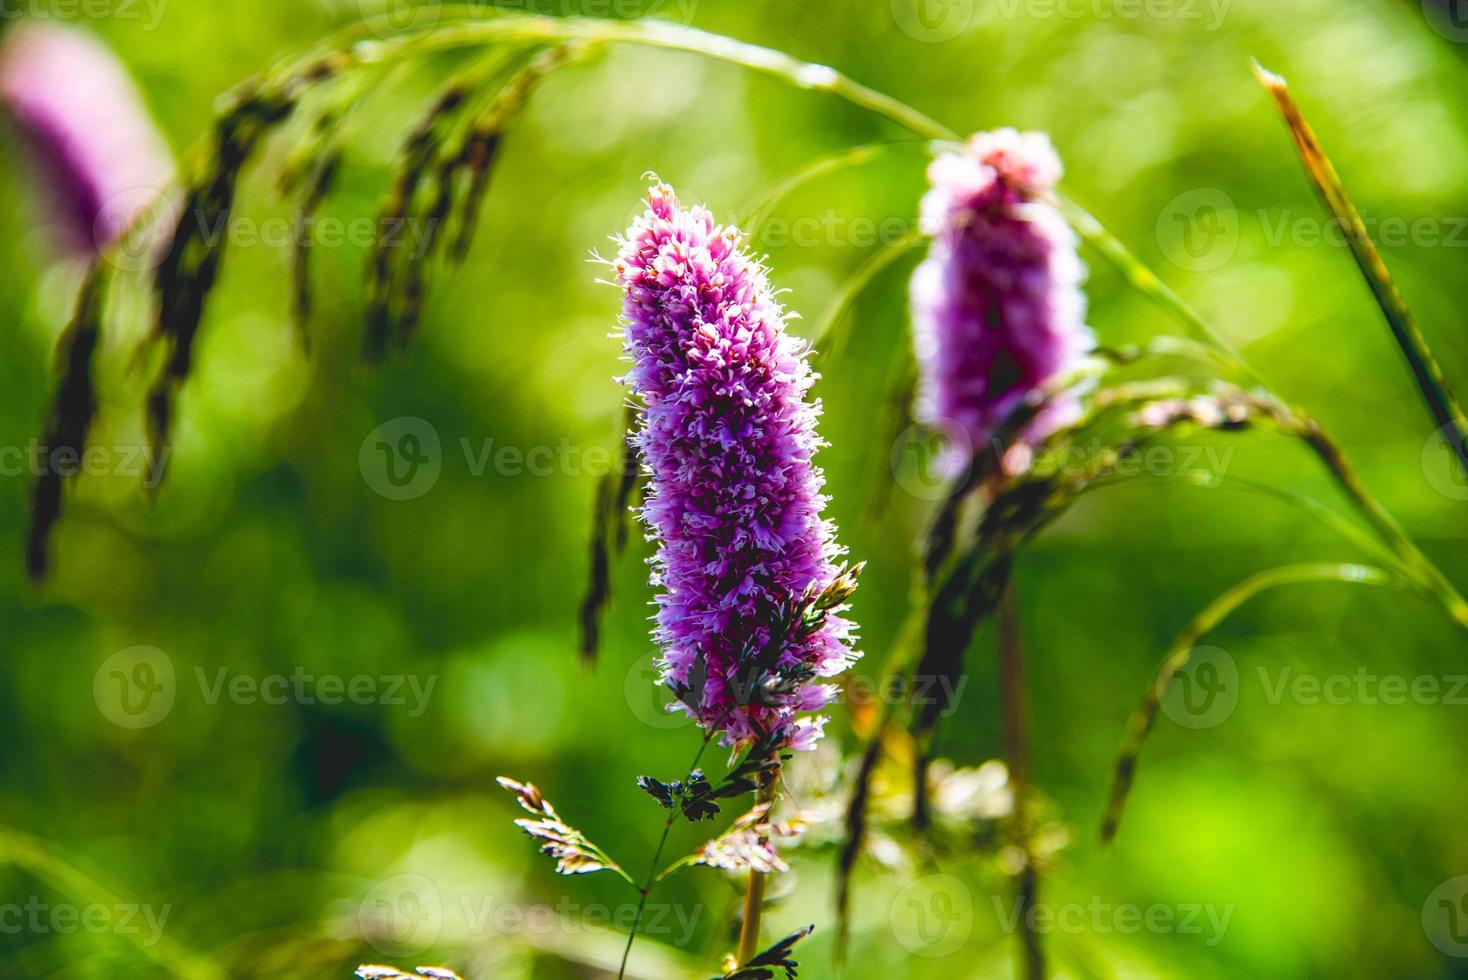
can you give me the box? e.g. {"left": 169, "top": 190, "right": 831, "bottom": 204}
{"left": 1, "top": 0, "right": 1467, "bottom": 976}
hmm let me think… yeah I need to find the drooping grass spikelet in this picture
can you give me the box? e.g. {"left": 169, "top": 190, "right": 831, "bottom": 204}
{"left": 578, "top": 402, "right": 644, "bottom": 666}
{"left": 144, "top": 51, "right": 352, "bottom": 480}
{"left": 146, "top": 90, "right": 297, "bottom": 479}
{"left": 614, "top": 183, "right": 860, "bottom": 750}
{"left": 26, "top": 266, "right": 106, "bottom": 581}
{"left": 911, "top": 129, "right": 1093, "bottom": 461}
{"left": 364, "top": 45, "right": 578, "bottom": 359}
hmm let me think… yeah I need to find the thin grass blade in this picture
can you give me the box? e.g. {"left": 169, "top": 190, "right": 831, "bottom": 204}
{"left": 1100, "top": 562, "right": 1406, "bottom": 843}
{"left": 1254, "top": 61, "right": 1468, "bottom": 481}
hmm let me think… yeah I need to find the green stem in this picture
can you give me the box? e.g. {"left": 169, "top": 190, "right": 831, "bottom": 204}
{"left": 617, "top": 727, "right": 722, "bottom": 980}
{"left": 1053, "top": 198, "right": 1468, "bottom": 630}
{"left": 617, "top": 817, "right": 679, "bottom": 980}
{"left": 1297, "top": 421, "right": 1468, "bottom": 628}
{"left": 0, "top": 826, "right": 222, "bottom": 980}
{"left": 736, "top": 773, "right": 779, "bottom": 964}
{"left": 1053, "top": 195, "right": 1265, "bottom": 388}
{"left": 1100, "top": 562, "right": 1410, "bottom": 841}
{"left": 812, "top": 225, "right": 927, "bottom": 363}
{"left": 352, "top": 11, "right": 958, "bottom": 142}
{"left": 1255, "top": 63, "right": 1468, "bottom": 482}
{"left": 997, "top": 586, "right": 1044, "bottom": 980}
{"left": 740, "top": 139, "right": 943, "bottom": 232}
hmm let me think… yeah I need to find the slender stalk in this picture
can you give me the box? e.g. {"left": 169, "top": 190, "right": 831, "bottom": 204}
{"left": 813, "top": 226, "right": 927, "bottom": 364}
{"left": 1255, "top": 62, "right": 1468, "bottom": 482}
{"left": 1053, "top": 195, "right": 1265, "bottom": 389}
{"left": 0, "top": 826, "right": 223, "bottom": 980}
{"left": 740, "top": 139, "right": 944, "bottom": 232}
{"left": 997, "top": 587, "right": 1044, "bottom": 980}
{"left": 1298, "top": 422, "right": 1468, "bottom": 628}
{"left": 736, "top": 772, "right": 780, "bottom": 964}
{"left": 1100, "top": 562, "right": 1411, "bottom": 841}
{"left": 617, "top": 729, "right": 720, "bottom": 980}
{"left": 1054, "top": 192, "right": 1468, "bottom": 630}
{"left": 352, "top": 11, "right": 959, "bottom": 143}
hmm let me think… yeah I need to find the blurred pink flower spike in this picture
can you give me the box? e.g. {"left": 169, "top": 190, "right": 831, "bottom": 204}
{"left": 0, "top": 22, "right": 174, "bottom": 259}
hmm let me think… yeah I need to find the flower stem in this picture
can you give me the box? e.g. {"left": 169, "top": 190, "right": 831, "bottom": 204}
{"left": 997, "top": 586, "right": 1044, "bottom": 980}
{"left": 350, "top": 11, "right": 958, "bottom": 142}
{"left": 617, "top": 729, "right": 720, "bottom": 980}
{"left": 736, "top": 773, "right": 780, "bottom": 965}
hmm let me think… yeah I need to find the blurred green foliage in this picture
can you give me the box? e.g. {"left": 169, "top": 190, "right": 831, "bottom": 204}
{"left": 1, "top": 0, "right": 1467, "bottom": 977}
